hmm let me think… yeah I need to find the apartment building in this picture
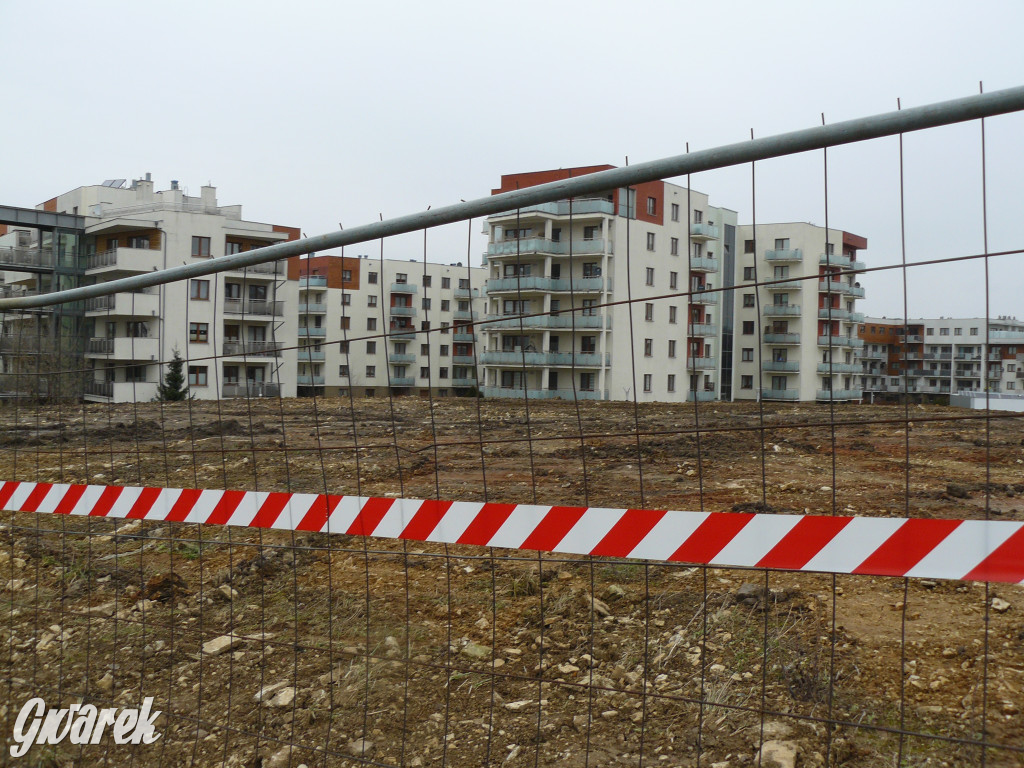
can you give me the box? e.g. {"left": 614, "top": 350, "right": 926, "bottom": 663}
{"left": 479, "top": 166, "right": 738, "bottom": 403}
{"left": 860, "top": 316, "right": 1024, "bottom": 400}
{"left": 731, "top": 224, "right": 867, "bottom": 402}
{"left": 22, "top": 175, "right": 300, "bottom": 402}
{"left": 290, "top": 254, "right": 487, "bottom": 398}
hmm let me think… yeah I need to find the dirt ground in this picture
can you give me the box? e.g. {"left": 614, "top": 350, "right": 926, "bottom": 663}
{"left": 0, "top": 397, "right": 1022, "bottom": 767}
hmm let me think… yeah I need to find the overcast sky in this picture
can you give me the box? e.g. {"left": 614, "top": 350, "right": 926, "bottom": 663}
{"left": 3, "top": 1, "right": 1022, "bottom": 319}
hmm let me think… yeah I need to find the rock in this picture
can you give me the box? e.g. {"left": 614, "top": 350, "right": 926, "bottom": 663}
{"left": 203, "top": 635, "right": 243, "bottom": 657}
{"left": 255, "top": 681, "right": 289, "bottom": 702}
{"left": 266, "top": 746, "right": 293, "bottom": 768}
{"left": 761, "top": 721, "right": 792, "bottom": 740}
{"left": 991, "top": 597, "right": 1011, "bottom": 613}
{"left": 96, "top": 673, "right": 114, "bottom": 693}
{"left": 584, "top": 593, "right": 612, "bottom": 618}
{"left": 267, "top": 687, "right": 296, "bottom": 708}
{"left": 504, "top": 745, "right": 521, "bottom": 764}
{"left": 347, "top": 738, "right": 374, "bottom": 756}
{"left": 504, "top": 699, "right": 535, "bottom": 712}
{"left": 217, "top": 584, "right": 238, "bottom": 601}
{"left": 606, "top": 584, "right": 626, "bottom": 600}
{"left": 735, "top": 583, "right": 765, "bottom": 605}
{"left": 572, "top": 714, "right": 589, "bottom": 728}
{"left": 947, "top": 483, "right": 971, "bottom": 499}
{"left": 461, "top": 642, "right": 492, "bottom": 660}
{"left": 759, "top": 740, "right": 798, "bottom": 768}
{"left": 86, "top": 602, "right": 116, "bottom": 617}
{"left": 143, "top": 572, "right": 188, "bottom": 602}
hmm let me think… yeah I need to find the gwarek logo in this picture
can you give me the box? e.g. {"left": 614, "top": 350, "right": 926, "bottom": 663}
{"left": 10, "top": 697, "right": 162, "bottom": 757}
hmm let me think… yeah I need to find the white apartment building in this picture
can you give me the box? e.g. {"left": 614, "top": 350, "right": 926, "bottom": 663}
{"left": 860, "top": 316, "right": 1024, "bottom": 399}
{"left": 32, "top": 175, "right": 300, "bottom": 402}
{"left": 732, "top": 223, "right": 867, "bottom": 402}
{"left": 293, "top": 254, "right": 487, "bottom": 398}
{"left": 479, "top": 166, "right": 738, "bottom": 403}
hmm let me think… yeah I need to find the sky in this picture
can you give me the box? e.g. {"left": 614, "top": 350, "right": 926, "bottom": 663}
{"left": 2, "top": 0, "right": 1023, "bottom": 319}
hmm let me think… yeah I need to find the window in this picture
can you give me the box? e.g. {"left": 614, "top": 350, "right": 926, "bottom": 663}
{"left": 940, "top": 328, "right": 949, "bottom": 336}
{"left": 742, "top": 348, "right": 754, "bottom": 362}
{"left": 926, "top": 327, "right": 934, "bottom": 336}
{"left": 970, "top": 327, "right": 979, "bottom": 336}
{"left": 439, "top": 345, "right": 449, "bottom": 356}
{"left": 420, "top": 343, "right": 431, "bottom": 356}
{"left": 644, "top": 303, "right": 654, "bottom": 322}
{"left": 188, "top": 366, "right": 208, "bottom": 387}
{"left": 458, "top": 278, "right": 470, "bottom": 290}
{"left": 126, "top": 322, "right": 149, "bottom": 338}
{"left": 422, "top": 275, "right": 432, "bottom": 287}
{"left": 582, "top": 300, "right": 597, "bottom": 316}
{"left": 550, "top": 299, "right": 561, "bottom": 316}
{"left": 442, "top": 277, "right": 451, "bottom": 289}
{"left": 743, "top": 267, "right": 756, "bottom": 281}
{"left": 457, "top": 300, "right": 470, "bottom": 311}
{"left": 128, "top": 235, "right": 150, "bottom": 249}
{"left": 693, "top": 210, "right": 703, "bottom": 224}
{"left": 422, "top": 297, "right": 431, "bottom": 310}
{"left": 339, "top": 341, "right": 349, "bottom": 354}
{"left": 773, "top": 265, "right": 789, "bottom": 279}
{"left": 551, "top": 227, "right": 561, "bottom": 242}
{"left": 343, "top": 269, "right": 352, "bottom": 282}
{"left": 191, "top": 236, "right": 211, "bottom": 258}
{"left": 644, "top": 339, "right": 653, "bottom": 357}
{"left": 645, "top": 268, "right": 654, "bottom": 286}
{"left": 669, "top": 271, "right": 678, "bottom": 290}
{"left": 646, "top": 232, "right": 656, "bottom": 251}
{"left": 580, "top": 373, "right": 595, "bottom": 392}
{"left": 368, "top": 295, "right": 377, "bottom": 307}
{"left": 646, "top": 197, "right": 657, "bottom": 215}
{"left": 441, "top": 299, "right": 450, "bottom": 311}
{"left": 744, "top": 239, "right": 755, "bottom": 254}
{"left": 366, "top": 366, "right": 376, "bottom": 378}
{"left": 420, "top": 367, "right": 430, "bottom": 378}
{"left": 774, "top": 238, "right": 790, "bottom": 250}
{"left": 581, "top": 336, "right": 596, "bottom": 353}
{"left": 742, "top": 321, "right": 755, "bottom": 335}
{"left": 440, "top": 322, "right": 449, "bottom": 334}
{"left": 501, "top": 370, "right": 524, "bottom": 389}
{"left": 439, "top": 367, "right": 449, "bottom": 379}
{"left": 670, "top": 237, "right": 679, "bottom": 256}
{"left": 342, "top": 293, "right": 351, "bottom": 305}
{"left": 582, "top": 262, "right": 600, "bottom": 277}
{"left": 189, "top": 323, "right": 209, "bottom": 343}
{"left": 340, "top": 317, "right": 350, "bottom": 330}
{"left": 671, "top": 203, "right": 680, "bottom": 222}
{"left": 825, "top": 243, "right": 835, "bottom": 255}
{"left": 954, "top": 327, "right": 963, "bottom": 336}
{"left": 643, "top": 374, "right": 652, "bottom": 392}
{"left": 190, "top": 280, "right": 209, "bottom": 300}
{"left": 339, "top": 365, "right": 349, "bottom": 377}
{"left": 583, "top": 226, "right": 599, "bottom": 241}
{"left": 741, "top": 375, "right": 753, "bottom": 389}
{"left": 368, "top": 272, "right": 378, "bottom": 284}
{"left": 365, "top": 389, "right": 375, "bottom": 397}
{"left": 668, "top": 340, "right": 676, "bottom": 357}
{"left": 667, "top": 374, "right": 676, "bottom": 392}
{"left": 367, "top": 318, "right": 377, "bottom": 331}
{"left": 421, "top": 321, "right": 431, "bottom": 331}
{"left": 366, "top": 341, "right": 376, "bottom": 354}
{"left": 396, "top": 273, "right": 408, "bottom": 284}
{"left": 669, "top": 306, "right": 677, "bottom": 324}
{"left": 743, "top": 293, "right": 755, "bottom": 307}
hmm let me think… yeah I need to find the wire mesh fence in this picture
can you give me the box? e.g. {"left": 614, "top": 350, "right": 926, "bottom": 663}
{"left": 1, "top": 88, "right": 1024, "bottom": 767}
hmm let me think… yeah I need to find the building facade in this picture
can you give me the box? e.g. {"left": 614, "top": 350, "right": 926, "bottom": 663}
{"left": 859, "top": 316, "right": 1024, "bottom": 400}
{"left": 731, "top": 223, "right": 867, "bottom": 402}
{"left": 479, "top": 166, "right": 738, "bottom": 403}
{"left": 291, "top": 254, "right": 487, "bottom": 398}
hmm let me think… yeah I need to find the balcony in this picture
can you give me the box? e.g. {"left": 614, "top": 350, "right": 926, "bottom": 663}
{"left": 389, "top": 306, "right": 417, "bottom": 318}
{"left": 818, "top": 279, "right": 845, "bottom": 293}
{"left": 85, "top": 336, "right": 159, "bottom": 360}
{"left": 480, "top": 350, "right": 608, "bottom": 367}
{"left": 84, "top": 291, "right": 159, "bottom": 316}
{"left": 222, "top": 382, "right": 281, "bottom": 398}
{"left": 818, "top": 336, "right": 864, "bottom": 348}
{"left": 765, "top": 280, "right": 803, "bottom": 291}
{"left": 0, "top": 246, "right": 55, "bottom": 271}
{"left": 389, "top": 329, "right": 417, "bottom": 341}
{"left": 226, "top": 260, "right": 283, "bottom": 277}
{"left": 818, "top": 253, "right": 865, "bottom": 270}
{"left": 390, "top": 282, "right": 417, "bottom": 294}
{"left": 453, "top": 331, "right": 476, "bottom": 342}
{"left": 486, "top": 238, "right": 610, "bottom": 258}
{"left": 489, "top": 199, "right": 615, "bottom": 219}
{"left": 690, "top": 291, "right": 718, "bottom": 305}
{"left": 482, "top": 386, "right": 606, "bottom": 401}
{"left": 390, "top": 377, "right": 415, "bottom": 387}
{"left": 483, "top": 314, "right": 607, "bottom": 330}
{"left": 452, "top": 355, "right": 476, "bottom": 365}
{"left": 299, "top": 275, "right": 328, "bottom": 288}
{"left": 817, "top": 362, "right": 862, "bottom": 374}
{"left": 763, "top": 360, "right": 800, "bottom": 372}
{"left": 453, "top": 310, "right": 478, "bottom": 321}
{"left": 298, "top": 327, "right": 327, "bottom": 337}
{"left": 817, "top": 308, "right": 864, "bottom": 322}
{"left": 816, "top": 389, "right": 863, "bottom": 401}
{"left": 688, "top": 323, "right": 717, "bottom": 337}
{"left": 86, "top": 246, "right": 162, "bottom": 274}
{"left": 485, "top": 276, "right": 604, "bottom": 293}
{"left": 989, "top": 367, "right": 1004, "bottom": 378}
{"left": 224, "top": 298, "right": 284, "bottom": 316}
{"left": 763, "top": 333, "right": 800, "bottom": 344}
{"left": 452, "top": 377, "right": 477, "bottom": 387}
{"left": 764, "top": 304, "right": 801, "bottom": 317}
{"left": 298, "top": 302, "right": 327, "bottom": 314}
{"left": 765, "top": 249, "right": 803, "bottom": 263}
{"left": 689, "top": 256, "right": 719, "bottom": 272}
{"left": 389, "top": 353, "right": 416, "bottom": 364}
{"left": 762, "top": 388, "right": 800, "bottom": 400}
{"left": 454, "top": 287, "right": 477, "bottom": 299}
{"left": 223, "top": 341, "right": 283, "bottom": 358}
{"left": 689, "top": 222, "right": 719, "bottom": 240}
{"left": 688, "top": 356, "right": 716, "bottom": 369}
{"left": 687, "top": 391, "right": 718, "bottom": 401}
{"left": 298, "top": 348, "right": 325, "bottom": 362}
{"left": 297, "top": 375, "right": 325, "bottom": 386}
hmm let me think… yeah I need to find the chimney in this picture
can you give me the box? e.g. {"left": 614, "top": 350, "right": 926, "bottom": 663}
{"left": 171, "top": 180, "right": 179, "bottom": 190}
{"left": 145, "top": 172, "right": 152, "bottom": 182}
{"left": 200, "top": 185, "right": 217, "bottom": 208}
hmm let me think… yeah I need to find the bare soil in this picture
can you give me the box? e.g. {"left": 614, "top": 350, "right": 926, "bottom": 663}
{"left": 0, "top": 397, "right": 1022, "bottom": 767}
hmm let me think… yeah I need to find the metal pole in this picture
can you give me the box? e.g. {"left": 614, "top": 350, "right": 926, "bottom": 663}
{"left": 4, "top": 85, "right": 1024, "bottom": 311}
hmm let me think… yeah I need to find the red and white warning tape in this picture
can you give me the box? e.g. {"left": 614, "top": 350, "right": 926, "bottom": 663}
{"left": 1, "top": 480, "right": 1022, "bottom": 584}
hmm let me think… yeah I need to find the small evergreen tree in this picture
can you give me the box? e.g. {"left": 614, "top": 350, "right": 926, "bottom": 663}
{"left": 156, "top": 349, "right": 189, "bottom": 401}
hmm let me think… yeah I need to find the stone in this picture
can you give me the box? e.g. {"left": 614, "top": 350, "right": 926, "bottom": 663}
{"left": 759, "top": 740, "right": 798, "bottom": 768}
{"left": 266, "top": 746, "right": 293, "bottom": 768}
{"left": 255, "top": 681, "right": 289, "bottom": 702}
{"left": 584, "top": 593, "right": 612, "bottom": 618}
{"left": 96, "top": 673, "right": 114, "bottom": 693}
{"left": 606, "top": 584, "right": 626, "bottom": 600}
{"left": 991, "top": 597, "right": 1011, "bottom": 613}
{"left": 461, "top": 642, "right": 492, "bottom": 660}
{"left": 946, "top": 483, "right": 971, "bottom": 499}
{"left": 217, "top": 584, "right": 238, "bottom": 601}
{"left": 86, "top": 602, "right": 116, "bottom": 617}
{"left": 347, "top": 738, "right": 374, "bottom": 756}
{"left": 203, "top": 635, "right": 243, "bottom": 657}
{"left": 268, "top": 687, "right": 296, "bottom": 708}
